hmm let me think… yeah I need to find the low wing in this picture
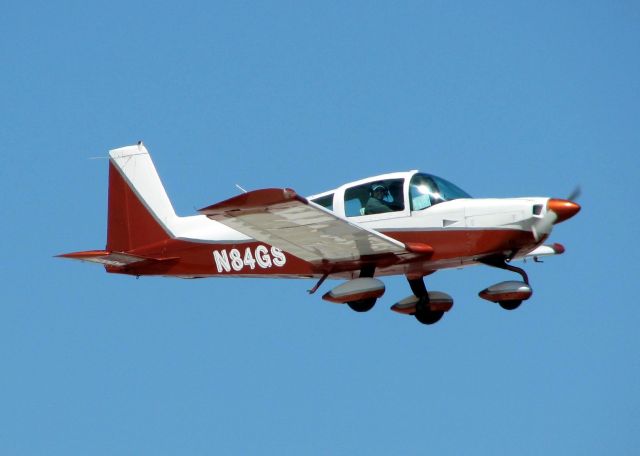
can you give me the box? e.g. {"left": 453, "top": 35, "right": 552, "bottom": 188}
{"left": 198, "top": 188, "right": 422, "bottom": 264}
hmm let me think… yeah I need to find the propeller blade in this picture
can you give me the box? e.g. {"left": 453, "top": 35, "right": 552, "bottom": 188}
{"left": 567, "top": 186, "right": 582, "bottom": 202}
{"left": 532, "top": 187, "right": 581, "bottom": 241}
{"left": 532, "top": 209, "right": 558, "bottom": 241}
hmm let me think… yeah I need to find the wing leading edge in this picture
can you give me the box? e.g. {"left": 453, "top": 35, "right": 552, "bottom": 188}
{"left": 198, "top": 188, "right": 419, "bottom": 265}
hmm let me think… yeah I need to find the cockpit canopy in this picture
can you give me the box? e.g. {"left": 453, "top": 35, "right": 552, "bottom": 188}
{"left": 309, "top": 171, "right": 471, "bottom": 218}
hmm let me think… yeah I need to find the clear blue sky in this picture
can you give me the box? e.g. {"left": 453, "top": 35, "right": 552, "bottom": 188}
{"left": 1, "top": 1, "right": 638, "bottom": 454}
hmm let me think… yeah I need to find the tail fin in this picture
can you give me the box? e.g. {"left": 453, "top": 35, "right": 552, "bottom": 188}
{"left": 106, "top": 143, "right": 177, "bottom": 251}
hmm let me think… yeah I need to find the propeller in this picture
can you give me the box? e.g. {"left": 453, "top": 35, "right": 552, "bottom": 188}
{"left": 532, "top": 209, "right": 557, "bottom": 242}
{"left": 567, "top": 186, "right": 582, "bottom": 202}
{"left": 532, "top": 187, "right": 581, "bottom": 242}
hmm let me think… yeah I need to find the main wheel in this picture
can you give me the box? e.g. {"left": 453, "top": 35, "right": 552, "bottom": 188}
{"left": 499, "top": 300, "right": 522, "bottom": 311}
{"left": 414, "top": 309, "right": 444, "bottom": 325}
{"left": 347, "top": 298, "right": 376, "bottom": 313}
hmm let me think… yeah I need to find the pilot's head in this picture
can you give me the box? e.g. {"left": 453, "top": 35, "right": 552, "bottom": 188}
{"left": 370, "top": 184, "right": 389, "bottom": 200}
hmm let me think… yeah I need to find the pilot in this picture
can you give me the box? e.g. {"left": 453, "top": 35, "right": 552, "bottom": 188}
{"left": 365, "top": 184, "right": 398, "bottom": 215}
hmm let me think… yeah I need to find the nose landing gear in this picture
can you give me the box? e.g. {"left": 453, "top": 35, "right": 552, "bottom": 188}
{"left": 498, "top": 300, "right": 522, "bottom": 311}
{"left": 479, "top": 257, "right": 533, "bottom": 311}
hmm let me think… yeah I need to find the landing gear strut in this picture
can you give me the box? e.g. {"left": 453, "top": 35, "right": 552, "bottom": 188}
{"left": 479, "top": 256, "right": 530, "bottom": 284}
{"left": 347, "top": 265, "right": 377, "bottom": 313}
{"left": 408, "top": 276, "right": 444, "bottom": 325}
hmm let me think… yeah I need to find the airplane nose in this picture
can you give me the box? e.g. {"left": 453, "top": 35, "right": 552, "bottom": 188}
{"left": 547, "top": 198, "right": 581, "bottom": 224}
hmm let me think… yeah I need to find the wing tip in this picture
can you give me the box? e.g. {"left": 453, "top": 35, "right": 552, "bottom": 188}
{"left": 56, "top": 250, "right": 111, "bottom": 260}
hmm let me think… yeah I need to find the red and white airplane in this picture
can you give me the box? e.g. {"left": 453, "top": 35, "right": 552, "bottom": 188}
{"left": 59, "top": 143, "right": 580, "bottom": 325}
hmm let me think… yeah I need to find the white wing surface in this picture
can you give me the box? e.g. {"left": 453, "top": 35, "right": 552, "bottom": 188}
{"left": 198, "top": 189, "right": 409, "bottom": 263}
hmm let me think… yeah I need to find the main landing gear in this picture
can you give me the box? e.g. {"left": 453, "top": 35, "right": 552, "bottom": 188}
{"left": 347, "top": 265, "right": 378, "bottom": 312}
{"left": 347, "top": 298, "right": 377, "bottom": 313}
{"left": 319, "top": 265, "right": 384, "bottom": 313}
{"left": 408, "top": 277, "right": 445, "bottom": 325}
{"left": 388, "top": 275, "right": 454, "bottom": 325}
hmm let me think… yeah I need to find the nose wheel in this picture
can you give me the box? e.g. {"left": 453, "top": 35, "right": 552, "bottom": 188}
{"left": 498, "top": 300, "right": 522, "bottom": 311}
{"left": 479, "top": 256, "right": 532, "bottom": 310}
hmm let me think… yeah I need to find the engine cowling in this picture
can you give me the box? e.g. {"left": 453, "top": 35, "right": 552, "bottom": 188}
{"left": 478, "top": 281, "right": 532, "bottom": 303}
{"left": 322, "top": 278, "right": 385, "bottom": 304}
{"left": 390, "top": 291, "right": 454, "bottom": 314}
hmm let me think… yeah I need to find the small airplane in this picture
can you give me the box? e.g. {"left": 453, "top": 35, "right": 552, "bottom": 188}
{"left": 59, "top": 142, "right": 580, "bottom": 325}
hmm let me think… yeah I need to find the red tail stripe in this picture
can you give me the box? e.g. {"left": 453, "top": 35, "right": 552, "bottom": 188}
{"left": 106, "top": 161, "right": 171, "bottom": 252}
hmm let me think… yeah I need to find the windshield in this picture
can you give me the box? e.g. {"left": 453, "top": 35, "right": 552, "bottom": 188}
{"left": 409, "top": 173, "right": 471, "bottom": 211}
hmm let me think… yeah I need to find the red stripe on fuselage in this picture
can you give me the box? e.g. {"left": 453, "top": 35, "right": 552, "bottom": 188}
{"left": 107, "top": 227, "right": 537, "bottom": 279}
{"left": 381, "top": 228, "right": 538, "bottom": 261}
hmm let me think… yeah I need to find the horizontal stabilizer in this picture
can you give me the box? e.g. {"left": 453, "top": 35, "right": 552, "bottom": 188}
{"left": 57, "top": 250, "right": 177, "bottom": 268}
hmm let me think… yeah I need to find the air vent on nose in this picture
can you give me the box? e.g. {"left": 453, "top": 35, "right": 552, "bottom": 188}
{"left": 532, "top": 204, "right": 543, "bottom": 216}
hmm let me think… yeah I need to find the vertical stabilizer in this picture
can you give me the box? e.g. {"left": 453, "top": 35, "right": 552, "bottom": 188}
{"left": 107, "top": 143, "right": 177, "bottom": 252}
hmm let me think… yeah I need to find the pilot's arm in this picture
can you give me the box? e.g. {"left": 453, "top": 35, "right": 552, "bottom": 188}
{"left": 364, "top": 197, "right": 393, "bottom": 215}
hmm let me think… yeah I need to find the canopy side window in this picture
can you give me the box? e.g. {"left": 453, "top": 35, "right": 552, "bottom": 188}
{"left": 344, "top": 179, "right": 404, "bottom": 217}
{"left": 310, "top": 193, "right": 334, "bottom": 212}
